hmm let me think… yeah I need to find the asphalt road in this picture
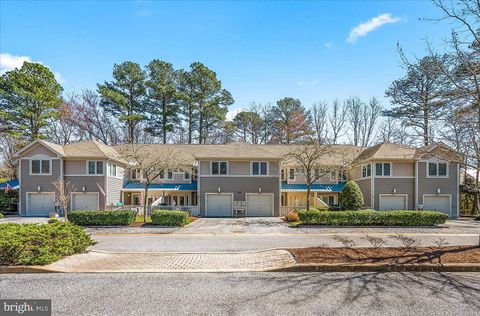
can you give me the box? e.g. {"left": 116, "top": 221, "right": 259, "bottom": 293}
{"left": 1, "top": 272, "right": 479, "bottom": 315}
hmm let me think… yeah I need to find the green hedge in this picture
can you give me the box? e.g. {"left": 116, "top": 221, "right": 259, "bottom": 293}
{"left": 0, "top": 222, "right": 94, "bottom": 265}
{"left": 0, "top": 213, "right": 3, "bottom": 219}
{"left": 298, "top": 210, "right": 448, "bottom": 226}
{"left": 68, "top": 210, "right": 136, "bottom": 226}
{"left": 151, "top": 210, "right": 189, "bottom": 226}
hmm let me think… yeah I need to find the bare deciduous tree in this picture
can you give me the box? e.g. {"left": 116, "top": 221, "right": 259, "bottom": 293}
{"left": 53, "top": 179, "right": 75, "bottom": 220}
{"left": 312, "top": 101, "right": 329, "bottom": 143}
{"left": 328, "top": 99, "right": 347, "bottom": 144}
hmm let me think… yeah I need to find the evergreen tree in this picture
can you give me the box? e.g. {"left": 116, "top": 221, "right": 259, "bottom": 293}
{"left": 339, "top": 180, "right": 364, "bottom": 211}
{"left": 271, "top": 97, "right": 312, "bottom": 144}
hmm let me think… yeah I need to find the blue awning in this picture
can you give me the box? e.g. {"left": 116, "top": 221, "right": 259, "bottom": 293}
{"left": 0, "top": 179, "right": 19, "bottom": 190}
{"left": 281, "top": 181, "right": 345, "bottom": 192}
{"left": 123, "top": 180, "right": 197, "bottom": 191}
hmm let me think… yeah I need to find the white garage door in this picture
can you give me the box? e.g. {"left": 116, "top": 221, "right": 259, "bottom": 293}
{"left": 206, "top": 194, "right": 233, "bottom": 217}
{"left": 424, "top": 196, "right": 450, "bottom": 216}
{"left": 27, "top": 193, "right": 55, "bottom": 216}
{"left": 379, "top": 195, "right": 407, "bottom": 211}
{"left": 246, "top": 194, "right": 273, "bottom": 217}
{"left": 72, "top": 193, "right": 99, "bottom": 211}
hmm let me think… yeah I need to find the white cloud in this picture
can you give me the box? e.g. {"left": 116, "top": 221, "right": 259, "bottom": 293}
{"left": 226, "top": 107, "right": 243, "bottom": 121}
{"left": 347, "top": 13, "right": 402, "bottom": 44}
{"left": 0, "top": 53, "right": 65, "bottom": 83}
{"left": 324, "top": 42, "right": 333, "bottom": 48}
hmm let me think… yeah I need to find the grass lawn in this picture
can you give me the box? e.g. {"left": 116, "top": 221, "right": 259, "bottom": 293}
{"left": 132, "top": 215, "right": 197, "bottom": 226}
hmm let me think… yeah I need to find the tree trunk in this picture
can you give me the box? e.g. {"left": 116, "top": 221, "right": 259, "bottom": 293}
{"left": 423, "top": 108, "right": 429, "bottom": 146}
{"left": 162, "top": 99, "right": 167, "bottom": 144}
{"left": 143, "top": 185, "right": 149, "bottom": 223}
{"left": 306, "top": 185, "right": 311, "bottom": 211}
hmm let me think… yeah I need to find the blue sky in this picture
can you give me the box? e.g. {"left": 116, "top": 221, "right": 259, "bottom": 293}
{"left": 0, "top": 1, "right": 453, "bottom": 116}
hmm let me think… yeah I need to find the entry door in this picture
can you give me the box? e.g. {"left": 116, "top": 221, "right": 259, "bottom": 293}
{"left": 246, "top": 194, "right": 273, "bottom": 217}
{"left": 206, "top": 194, "right": 232, "bottom": 217}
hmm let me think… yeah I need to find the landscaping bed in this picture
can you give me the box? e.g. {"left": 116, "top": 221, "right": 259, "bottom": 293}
{"left": 0, "top": 222, "right": 94, "bottom": 265}
{"left": 289, "top": 246, "right": 480, "bottom": 265}
{"left": 297, "top": 210, "right": 448, "bottom": 226}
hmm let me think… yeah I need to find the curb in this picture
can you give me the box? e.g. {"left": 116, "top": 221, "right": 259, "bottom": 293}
{"left": 268, "top": 263, "right": 480, "bottom": 273}
{"left": 0, "top": 266, "right": 60, "bottom": 274}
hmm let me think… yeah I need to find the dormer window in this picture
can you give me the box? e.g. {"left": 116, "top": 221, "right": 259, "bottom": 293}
{"left": 31, "top": 159, "right": 51, "bottom": 175}
{"left": 375, "top": 163, "right": 391, "bottom": 176}
{"left": 428, "top": 162, "right": 448, "bottom": 177}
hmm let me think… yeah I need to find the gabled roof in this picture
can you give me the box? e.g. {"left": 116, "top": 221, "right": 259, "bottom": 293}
{"left": 415, "top": 142, "right": 463, "bottom": 162}
{"left": 15, "top": 139, "right": 65, "bottom": 157}
{"left": 354, "top": 142, "right": 417, "bottom": 163}
{"left": 63, "top": 140, "right": 126, "bottom": 163}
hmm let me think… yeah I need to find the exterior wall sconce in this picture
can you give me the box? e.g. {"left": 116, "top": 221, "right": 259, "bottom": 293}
{"left": 258, "top": 187, "right": 262, "bottom": 193}
{"left": 392, "top": 188, "right": 397, "bottom": 194}
{"left": 82, "top": 186, "right": 86, "bottom": 192}
{"left": 37, "top": 186, "right": 42, "bottom": 192}
{"left": 437, "top": 188, "right": 441, "bottom": 194}
{"left": 217, "top": 187, "right": 221, "bottom": 193}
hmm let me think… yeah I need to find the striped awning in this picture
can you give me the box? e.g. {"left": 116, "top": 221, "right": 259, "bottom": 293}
{"left": 281, "top": 181, "right": 345, "bottom": 192}
{"left": 0, "top": 179, "right": 19, "bottom": 190}
{"left": 123, "top": 180, "right": 197, "bottom": 191}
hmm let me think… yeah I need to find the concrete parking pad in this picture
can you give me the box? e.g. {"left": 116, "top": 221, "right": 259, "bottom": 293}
{"left": 177, "top": 217, "right": 291, "bottom": 234}
{"left": 46, "top": 249, "right": 296, "bottom": 272}
{"left": 0, "top": 216, "right": 51, "bottom": 224}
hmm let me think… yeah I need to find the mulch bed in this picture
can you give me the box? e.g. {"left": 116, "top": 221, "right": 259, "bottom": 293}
{"left": 289, "top": 246, "right": 480, "bottom": 265}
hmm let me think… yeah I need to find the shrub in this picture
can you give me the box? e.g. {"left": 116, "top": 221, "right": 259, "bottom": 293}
{"left": 0, "top": 222, "right": 93, "bottom": 265}
{"left": 339, "top": 180, "right": 364, "bottom": 211}
{"left": 0, "top": 190, "right": 18, "bottom": 213}
{"left": 68, "top": 210, "right": 136, "bottom": 226}
{"left": 298, "top": 210, "right": 448, "bottom": 226}
{"left": 47, "top": 218, "right": 59, "bottom": 224}
{"left": 0, "top": 213, "right": 3, "bottom": 219}
{"left": 151, "top": 210, "right": 189, "bottom": 226}
{"left": 286, "top": 211, "right": 299, "bottom": 222}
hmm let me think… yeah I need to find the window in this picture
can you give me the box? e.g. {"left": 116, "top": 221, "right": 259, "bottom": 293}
{"left": 289, "top": 168, "right": 295, "bottom": 180}
{"left": 281, "top": 169, "right": 285, "bottom": 181}
{"left": 428, "top": 162, "right": 448, "bottom": 177}
{"left": 375, "top": 163, "right": 391, "bottom": 176}
{"left": 338, "top": 170, "right": 347, "bottom": 182}
{"left": 168, "top": 170, "right": 173, "bottom": 179}
{"left": 322, "top": 195, "right": 335, "bottom": 206}
{"left": 31, "top": 159, "right": 50, "bottom": 174}
{"left": 330, "top": 171, "right": 336, "bottom": 181}
{"left": 88, "top": 161, "right": 104, "bottom": 175}
{"left": 211, "top": 161, "right": 228, "bottom": 175}
{"left": 252, "top": 161, "right": 268, "bottom": 175}
{"left": 108, "top": 163, "right": 117, "bottom": 177}
{"left": 362, "top": 164, "right": 371, "bottom": 178}
{"left": 184, "top": 171, "right": 190, "bottom": 179}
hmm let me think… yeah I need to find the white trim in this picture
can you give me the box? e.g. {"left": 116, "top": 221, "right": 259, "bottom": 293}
{"left": 64, "top": 174, "right": 106, "bottom": 177}
{"left": 86, "top": 160, "right": 105, "bottom": 176}
{"left": 374, "top": 162, "right": 392, "bottom": 177}
{"left": 423, "top": 194, "right": 452, "bottom": 217}
{"left": 15, "top": 140, "right": 63, "bottom": 157}
{"left": 71, "top": 192, "right": 100, "bottom": 211}
{"left": 379, "top": 194, "right": 408, "bottom": 211}
{"left": 250, "top": 161, "right": 269, "bottom": 176}
{"left": 415, "top": 160, "right": 419, "bottom": 210}
{"left": 29, "top": 157, "right": 52, "bottom": 176}
{"left": 205, "top": 193, "right": 234, "bottom": 217}
{"left": 371, "top": 162, "right": 374, "bottom": 209}
{"left": 26, "top": 192, "right": 55, "bottom": 216}
{"left": 426, "top": 161, "right": 449, "bottom": 178}
{"left": 201, "top": 175, "right": 279, "bottom": 178}
{"left": 456, "top": 163, "right": 460, "bottom": 218}
{"left": 210, "top": 161, "right": 229, "bottom": 176}
{"left": 245, "top": 193, "right": 274, "bottom": 216}
{"left": 374, "top": 176, "right": 415, "bottom": 179}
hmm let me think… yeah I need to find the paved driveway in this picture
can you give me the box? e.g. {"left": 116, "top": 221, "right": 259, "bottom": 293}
{"left": 177, "top": 217, "right": 291, "bottom": 234}
{"left": 0, "top": 216, "right": 51, "bottom": 224}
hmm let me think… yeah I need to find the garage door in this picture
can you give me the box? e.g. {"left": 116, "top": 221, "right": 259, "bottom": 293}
{"left": 424, "top": 196, "right": 450, "bottom": 216}
{"left": 379, "top": 195, "right": 407, "bottom": 211}
{"left": 72, "top": 193, "right": 99, "bottom": 211}
{"left": 246, "top": 194, "right": 273, "bottom": 217}
{"left": 206, "top": 194, "right": 232, "bottom": 217}
{"left": 27, "top": 193, "right": 55, "bottom": 216}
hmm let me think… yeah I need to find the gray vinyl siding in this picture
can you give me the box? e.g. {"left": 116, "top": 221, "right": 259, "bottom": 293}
{"left": 20, "top": 159, "right": 61, "bottom": 215}
{"left": 355, "top": 178, "right": 371, "bottom": 208}
{"left": 374, "top": 178, "right": 415, "bottom": 210}
{"left": 199, "top": 160, "right": 280, "bottom": 176}
{"left": 107, "top": 176, "right": 123, "bottom": 206}
{"left": 64, "top": 176, "right": 106, "bottom": 210}
{"left": 418, "top": 162, "right": 458, "bottom": 217}
{"left": 199, "top": 176, "right": 280, "bottom": 216}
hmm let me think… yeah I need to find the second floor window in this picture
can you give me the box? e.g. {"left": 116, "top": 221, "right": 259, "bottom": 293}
{"left": 362, "top": 164, "right": 371, "bottom": 178}
{"left": 108, "top": 163, "right": 117, "bottom": 177}
{"left": 31, "top": 159, "right": 50, "bottom": 174}
{"left": 168, "top": 170, "right": 173, "bottom": 179}
{"left": 338, "top": 170, "right": 347, "bottom": 182}
{"left": 88, "top": 161, "right": 103, "bottom": 175}
{"left": 289, "top": 168, "right": 295, "bottom": 180}
{"left": 375, "top": 163, "right": 391, "bottom": 176}
{"left": 252, "top": 161, "right": 268, "bottom": 175}
{"left": 428, "top": 162, "right": 448, "bottom": 177}
{"left": 211, "top": 161, "right": 228, "bottom": 175}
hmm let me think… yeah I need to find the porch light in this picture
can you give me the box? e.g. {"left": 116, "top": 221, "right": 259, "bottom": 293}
{"left": 392, "top": 188, "right": 397, "bottom": 194}
{"left": 437, "top": 188, "right": 441, "bottom": 194}
{"left": 217, "top": 187, "right": 221, "bottom": 193}
{"left": 258, "top": 187, "right": 262, "bottom": 193}
{"left": 37, "top": 186, "right": 42, "bottom": 192}
{"left": 82, "top": 186, "right": 86, "bottom": 192}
